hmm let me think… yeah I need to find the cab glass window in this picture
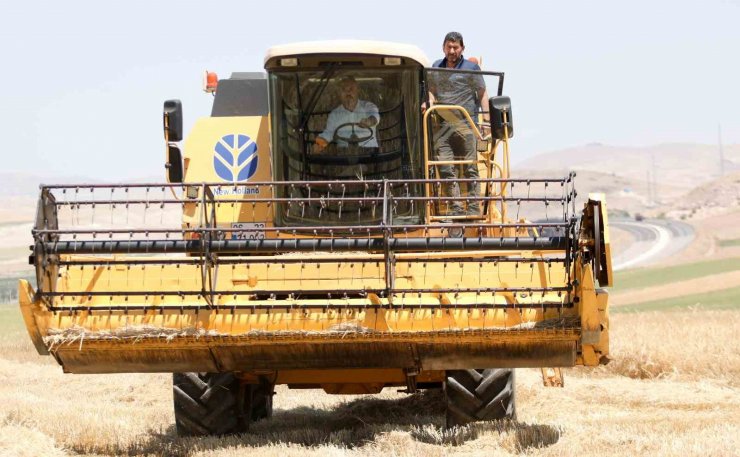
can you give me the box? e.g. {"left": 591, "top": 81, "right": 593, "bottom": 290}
{"left": 269, "top": 68, "right": 424, "bottom": 228}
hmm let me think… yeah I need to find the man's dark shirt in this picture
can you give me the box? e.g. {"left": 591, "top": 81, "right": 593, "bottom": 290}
{"left": 431, "top": 56, "right": 485, "bottom": 117}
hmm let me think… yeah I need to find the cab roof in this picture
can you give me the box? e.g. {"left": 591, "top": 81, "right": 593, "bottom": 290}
{"left": 264, "top": 40, "right": 430, "bottom": 67}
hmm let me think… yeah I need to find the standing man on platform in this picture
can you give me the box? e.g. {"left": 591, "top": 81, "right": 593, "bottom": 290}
{"left": 429, "top": 31, "right": 487, "bottom": 217}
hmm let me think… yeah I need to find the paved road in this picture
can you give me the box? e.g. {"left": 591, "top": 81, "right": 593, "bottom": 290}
{"left": 611, "top": 219, "right": 694, "bottom": 271}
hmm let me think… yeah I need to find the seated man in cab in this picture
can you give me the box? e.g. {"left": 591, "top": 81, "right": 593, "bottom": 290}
{"left": 313, "top": 76, "right": 380, "bottom": 153}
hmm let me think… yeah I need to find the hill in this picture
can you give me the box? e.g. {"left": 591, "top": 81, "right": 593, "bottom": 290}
{"left": 0, "top": 172, "right": 104, "bottom": 198}
{"left": 509, "top": 168, "right": 681, "bottom": 218}
{"left": 664, "top": 171, "right": 740, "bottom": 220}
{"left": 515, "top": 143, "right": 740, "bottom": 190}
{"left": 0, "top": 172, "right": 102, "bottom": 223}
{"left": 0, "top": 172, "right": 163, "bottom": 224}
{"left": 513, "top": 142, "right": 740, "bottom": 217}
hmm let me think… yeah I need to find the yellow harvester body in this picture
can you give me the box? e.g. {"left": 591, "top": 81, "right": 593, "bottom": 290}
{"left": 20, "top": 41, "right": 611, "bottom": 400}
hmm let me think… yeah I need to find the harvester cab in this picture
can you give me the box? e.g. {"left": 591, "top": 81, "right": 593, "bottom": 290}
{"left": 20, "top": 41, "right": 612, "bottom": 434}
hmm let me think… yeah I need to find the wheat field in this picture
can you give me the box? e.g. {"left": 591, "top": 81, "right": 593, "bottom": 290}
{"left": 0, "top": 307, "right": 738, "bottom": 457}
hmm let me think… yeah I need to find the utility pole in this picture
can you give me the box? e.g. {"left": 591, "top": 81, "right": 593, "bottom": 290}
{"left": 646, "top": 170, "right": 652, "bottom": 206}
{"left": 651, "top": 153, "right": 657, "bottom": 205}
{"left": 718, "top": 123, "right": 725, "bottom": 177}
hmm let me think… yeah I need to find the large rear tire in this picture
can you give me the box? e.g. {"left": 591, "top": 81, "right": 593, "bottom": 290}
{"left": 445, "top": 369, "right": 516, "bottom": 428}
{"left": 173, "top": 372, "right": 273, "bottom": 436}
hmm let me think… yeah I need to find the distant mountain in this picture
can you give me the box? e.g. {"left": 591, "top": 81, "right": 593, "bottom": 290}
{"left": 515, "top": 143, "right": 740, "bottom": 189}
{"left": 0, "top": 172, "right": 101, "bottom": 198}
{"left": 508, "top": 168, "right": 666, "bottom": 218}
{"left": 0, "top": 172, "right": 163, "bottom": 199}
{"left": 2, "top": 143, "right": 736, "bottom": 221}
{"left": 0, "top": 173, "right": 165, "bottom": 224}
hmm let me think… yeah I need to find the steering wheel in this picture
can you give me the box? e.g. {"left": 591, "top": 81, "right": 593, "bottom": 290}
{"left": 332, "top": 122, "right": 374, "bottom": 146}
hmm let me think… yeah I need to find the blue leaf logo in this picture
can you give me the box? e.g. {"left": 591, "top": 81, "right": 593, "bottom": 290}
{"left": 213, "top": 134, "right": 259, "bottom": 182}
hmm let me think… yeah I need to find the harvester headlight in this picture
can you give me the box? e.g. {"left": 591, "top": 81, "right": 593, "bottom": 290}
{"left": 280, "top": 58, "right": 298, "bottom": 67}
{"left": 383, "top": 57, "right": 402, "bottom": 66}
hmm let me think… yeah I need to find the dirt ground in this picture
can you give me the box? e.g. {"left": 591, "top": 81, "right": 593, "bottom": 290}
{"left": 0, "top": 308, "right": 737, "bottom": 457}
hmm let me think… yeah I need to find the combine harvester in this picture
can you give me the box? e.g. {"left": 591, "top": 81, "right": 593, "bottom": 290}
{"left": 19, "top": 41, "right": 612, "bottom": 435}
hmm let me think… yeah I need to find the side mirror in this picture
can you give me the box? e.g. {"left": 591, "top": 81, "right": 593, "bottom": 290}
{"left": 488, "top": 96, "right": 514, "bottom": 140}
{"left": 166, "top": 144, "right": 184, "bottom": 183}
{"left": 163, "top": 99, "right": 183, "bottom": 142}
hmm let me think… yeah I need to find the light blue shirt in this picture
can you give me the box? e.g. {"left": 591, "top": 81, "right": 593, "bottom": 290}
{"left": 319, "top": 100, "right": 380, "bottom": 147}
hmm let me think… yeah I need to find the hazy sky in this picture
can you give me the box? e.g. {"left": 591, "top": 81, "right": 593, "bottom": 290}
{"left": 1, "top": 0, "right": 738, "bottom": 180}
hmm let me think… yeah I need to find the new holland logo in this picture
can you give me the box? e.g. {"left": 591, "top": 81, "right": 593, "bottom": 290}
{"left": 213, "top": 134, "right": 258, "bottom": 182}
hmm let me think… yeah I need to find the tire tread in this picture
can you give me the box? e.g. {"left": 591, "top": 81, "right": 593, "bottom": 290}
{"left": 445, "top": 369, "right": 516, "bottom": 428}
{"left": 173, "top": 372, "right": 273, "bottom": 436}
